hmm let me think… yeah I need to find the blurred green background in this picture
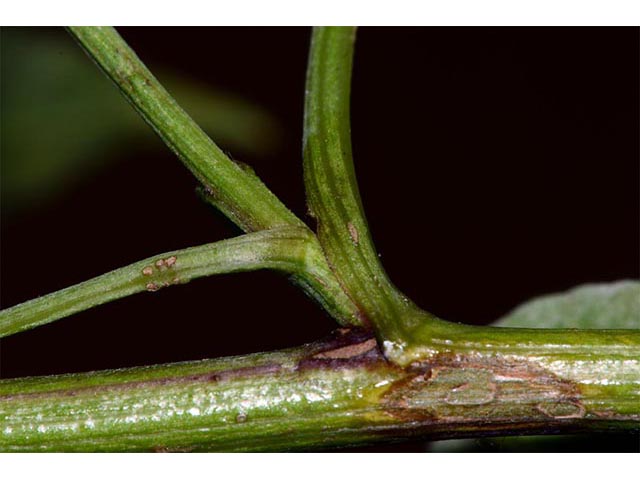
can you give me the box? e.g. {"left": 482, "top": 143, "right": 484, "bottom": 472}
{"left": 2, "top": 27, "right": 285, "bottom": 214}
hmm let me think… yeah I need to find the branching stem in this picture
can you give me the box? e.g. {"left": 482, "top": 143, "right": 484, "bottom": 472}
{"left": 0, "top": 27, "right": 637, "bottom": 452}
{"left": 0, "top": 227, "right": 357, "bottom": 337}
{"left": 0, "top": 27, "right": 365, "bottom": 334}
{"left": 303, "top": 27, "right": 443, "bottom": 345}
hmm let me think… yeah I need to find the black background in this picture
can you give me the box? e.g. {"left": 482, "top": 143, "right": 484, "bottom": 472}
{"left": 1, "top": 27, "right": 638, "bottom": 451}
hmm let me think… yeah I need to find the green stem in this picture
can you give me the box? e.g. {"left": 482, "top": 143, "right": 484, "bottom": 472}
{"left": 1, "top": 329, "right": 637, "bottom": 452}
{"left": 67, "top": 26, "right": 301, "bottom": 233}
{"left": 303, "top": 27, "right": 432, "bottom": 342}
{"left": 0, "top": 26, "right": 365, "bottom": 332}
{"left": 0, "top": 227, "right": 359, "bottom": 338}
{"left": 4, "top": 26, "right": 635, "bottom": 452}
{"left": 302, "top": 28, "right": 640, "bottom": 374}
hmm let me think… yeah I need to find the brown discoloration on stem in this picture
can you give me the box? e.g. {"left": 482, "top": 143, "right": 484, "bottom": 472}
{"left": 165, "top": 256, "right": 177, "bottom": 267}
{"left": 210, "top": 364, "right": 282, "bottom": 382}
{"left": 166, "top": 363, "right": 283, "bottom": 386}
{"left": 141, "top": 256, "right": 181, "bottom": 291}
{"left": 312, "top": 338, "right": 377, "bottom": 359}
{"left": 0, "top": 363, "right": 284, "bottom": 402}
{"left": 297, "top": 350, "right": 385, "bottom": 371}
{"left": 381, "top": 353, "right": 585, "bottom": 424}
{"left": 312, "top": 275, "right": 328, "bottom": 288}
{"left": 312, "top": 327, "right": 375, "bottom": 350}
{"left": 1, "top": 327, "right": 636, "bottom": 450}
{"left": 347, "top": 222, "right": 359, "bottom": 246}
{"left": 0, "top": 330, "right": 376, "bottom": 401}
{"left": 536, "top": 401, "right": 586, "bottom": 419}
{"left": 154, "top": 256, "right": 178, "bottom": 270}
{"left": 295, "top": 328, "right": 395, "bottom": 372}
{"left": 445, "top": 378, "right": 497, "bottom": 406}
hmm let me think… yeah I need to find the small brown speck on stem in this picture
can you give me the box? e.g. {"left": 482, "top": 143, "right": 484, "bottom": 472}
{"left": 347, "top": 222, "right": 359, "bottom": 246}
{"left": 142, "top": 266, "right": 153, "bottom": 276}
{"left": 166, "top": 256, "right": 177, "bottom": 267}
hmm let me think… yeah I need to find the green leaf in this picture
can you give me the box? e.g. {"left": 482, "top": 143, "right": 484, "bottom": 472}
{"left": 496, "top": 281, "right": 640, "bottom": 329}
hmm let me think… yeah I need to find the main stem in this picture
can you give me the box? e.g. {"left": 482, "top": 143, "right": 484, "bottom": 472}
{"left": 1, "top": 329, "right": 636, "bottom": 452}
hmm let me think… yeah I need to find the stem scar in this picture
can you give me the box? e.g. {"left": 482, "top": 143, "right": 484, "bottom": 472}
{"left": 313, "top": 338, "right": 377, "bottom": 359}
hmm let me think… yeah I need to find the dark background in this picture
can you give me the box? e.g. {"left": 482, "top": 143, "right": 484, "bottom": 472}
{"left": 1, "top": 27, "right": 638, "bottom": 451}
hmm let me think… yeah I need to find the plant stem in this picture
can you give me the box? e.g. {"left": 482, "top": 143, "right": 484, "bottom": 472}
{"left": 4, "top": 26, "right": 635, "bottom": 452}
{"left": 0, "top": 227, "right": 359, "bottom": 338}
{"left": 301, "top": 27, "right": 640, "bottom": 378}
{"left": 303, "top": 27, "right": 434, "bottom": 342}
{"left": 67, "top": 26, "right": 301, "bottom": 233}
{"left": 1, "top": 329, "right": 637, "bottom": 452}
{"left": 68, "top": 26, "right": 365, "bottom": 326}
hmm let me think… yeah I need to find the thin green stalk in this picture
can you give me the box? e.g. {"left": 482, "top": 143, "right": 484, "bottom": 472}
{"left": 303, "top": 27, "right": 435, "bottom": 342}
{"left": 1, "top": 329, "right": 637, "bottom": 452}
{"left": 0, "top": 227, "right": 357, "bottom": 337}
{"left": 67, "top": 26, "right": 301, "bottom": 233}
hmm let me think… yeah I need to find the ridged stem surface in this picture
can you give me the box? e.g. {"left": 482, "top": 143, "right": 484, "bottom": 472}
{"left": 1, "top": 329, "right": 637, "bottom": 452}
